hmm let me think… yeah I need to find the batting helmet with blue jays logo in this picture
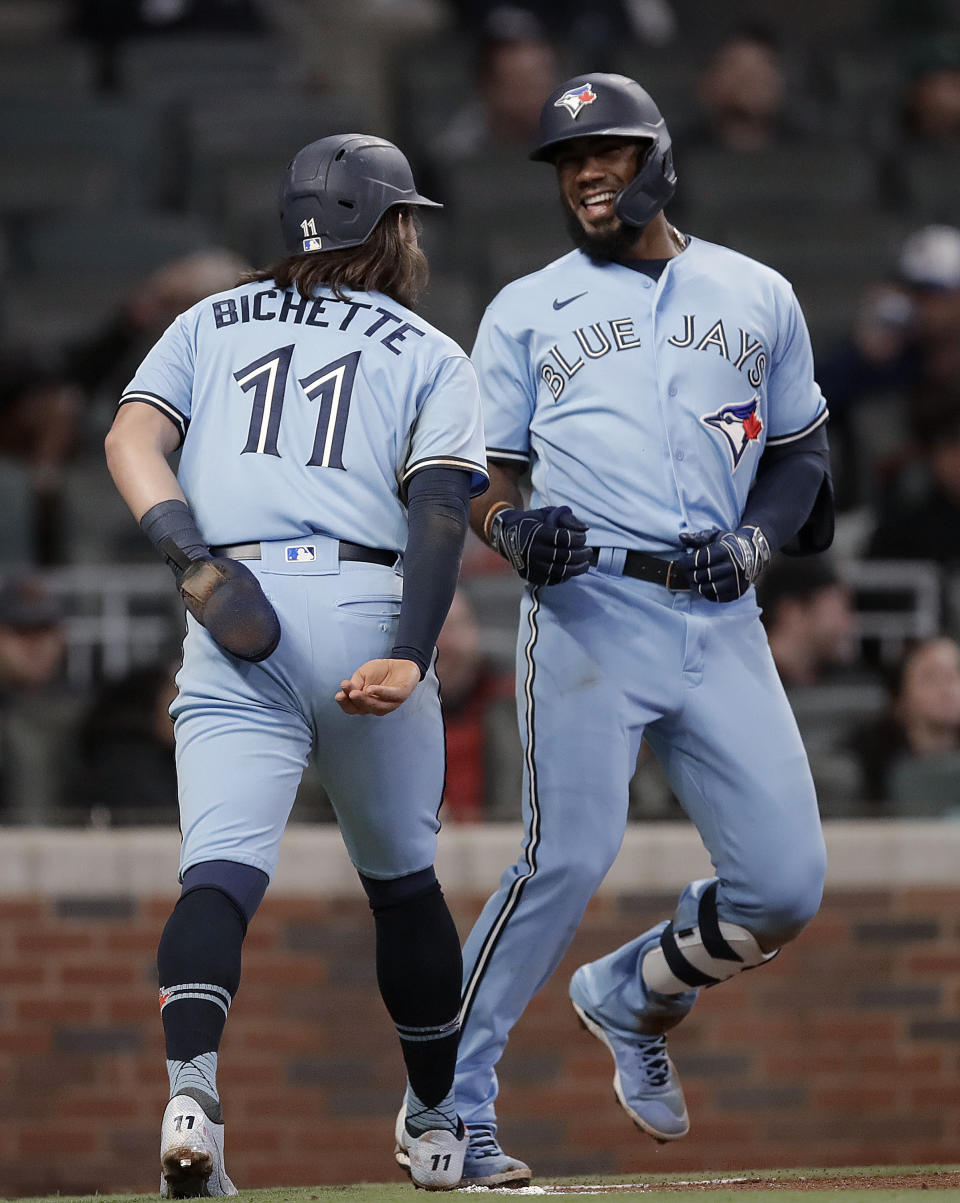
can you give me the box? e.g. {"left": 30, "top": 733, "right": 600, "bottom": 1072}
{"left": 529, "top": 72, "right": 676, "bottom": 231}
{"left": 279, "top": 133, "right": 441, "bottom": 255}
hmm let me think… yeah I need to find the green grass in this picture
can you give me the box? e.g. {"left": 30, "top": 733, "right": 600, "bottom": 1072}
{"left": 4, "top": 1165, "right": 960, "bottom": 1203}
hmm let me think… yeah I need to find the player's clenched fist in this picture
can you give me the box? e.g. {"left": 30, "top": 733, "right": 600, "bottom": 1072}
{"left": 679, "top": 525, "right": 772, "bottom": 603}
{"left": 487, "top": 504, "right": 591, "bottom": 585}
{"left": 336, "top": 657, "right": 422, "bottom": 716}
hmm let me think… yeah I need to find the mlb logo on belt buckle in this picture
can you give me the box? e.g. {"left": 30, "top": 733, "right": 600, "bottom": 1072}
{"left": 286, "top": 545, "right": 317, "bottom": 562}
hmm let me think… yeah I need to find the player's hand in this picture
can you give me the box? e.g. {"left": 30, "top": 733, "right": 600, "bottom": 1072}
{"left": 488, "top": 505, "right": 591, "bottom": 585}
{"left": 336, "top": 658, "right": 421, "bottom": 716}
{"left": 178, "top": 555, "right": 281, "bottom": 661}
{"left": 679, "top": 525, "right": 771, "bottom": 603}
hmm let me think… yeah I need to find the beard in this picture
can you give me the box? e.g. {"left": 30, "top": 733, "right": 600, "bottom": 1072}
{"left": 561, "top": 197, "right": 643, "bottom": 262}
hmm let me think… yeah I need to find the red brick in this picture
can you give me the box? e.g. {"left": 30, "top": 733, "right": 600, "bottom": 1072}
{"left": 16, "top": 998, "right": 94, "bottom": 1023}
{"left": 0, "top": 963, "right": 46, "bottom": 985}
{"left": 60, "top": 962, "right": 141, "bottom": 986}
{"left": 909, "top": 951, "right": 960, "bottom": 974}
{"left": 17, "top": 1127, "right": 96, "bottom": 1157}
{"left": 762, "top": 1051, "right": 858, "bottom": 1076}
{"left": 55, "top": 1095, "right": 146, "bottom": 1121}
{"left": 794, "top": 916, "right": 849, "bottom": 945}
{"left": 0, "top": 1031, "right": 50, "bottom": 1054}
{"left": 0, "top": 901, "right": 45, "bottom": 921}
{"left": 804, "top": 1016, "right": 900, "bottom": 1041}
{"left": 910, "top": 1083, "right": 960, "bottom": 1106}
{"left": 809, "top": 1084, "right": 898, "bottom": 1109}
{"left": 108, "top": 997, "right": 155, "bottom": 1024}
{"left": 16, "top": 928, "right": 92, "bottom": 954}
{"left": 241, "top": 956, "right": 325, "bottom": 987}
{"left": 855, "top": 1049, "right": 944, "bottom": 1074}
{"left": 103, "top": 927, "right": 162, "bottom": 952}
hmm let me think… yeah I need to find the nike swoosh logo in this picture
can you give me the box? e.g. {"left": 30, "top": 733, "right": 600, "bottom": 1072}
{"left": 553, "top": 291, "right": 588, "bottom": 310}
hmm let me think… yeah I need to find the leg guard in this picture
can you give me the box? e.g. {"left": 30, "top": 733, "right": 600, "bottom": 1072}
{"left": 642, "top": 880, "right": 777, "bottom": 995}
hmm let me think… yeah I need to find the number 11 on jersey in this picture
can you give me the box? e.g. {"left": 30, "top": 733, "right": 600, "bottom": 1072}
{"left": 235, "top": 345, "right": 359, "bottom": 469}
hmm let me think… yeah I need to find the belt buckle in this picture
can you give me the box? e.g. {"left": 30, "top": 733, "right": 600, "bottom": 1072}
{"left": 665, "top": 560, "right": 678, "bottom": 590}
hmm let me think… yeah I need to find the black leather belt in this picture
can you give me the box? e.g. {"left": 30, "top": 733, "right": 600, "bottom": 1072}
{"left": 211, "top": 540, "right": 397, "bottom": 567}
{"left": 589, "top": 548, "right": 689, "bottom": 590}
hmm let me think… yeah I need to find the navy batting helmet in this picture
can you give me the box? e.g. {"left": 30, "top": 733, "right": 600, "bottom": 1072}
{"left": 529, "top": 73, "right": 676, "bottom": 230}
{"left": 279, "top": 133, "right": 441, "bottom": 255}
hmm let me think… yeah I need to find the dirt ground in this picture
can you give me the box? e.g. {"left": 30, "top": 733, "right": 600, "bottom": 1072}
{"left": 534, "top": 1170, "right": 960, "bottom": 1192}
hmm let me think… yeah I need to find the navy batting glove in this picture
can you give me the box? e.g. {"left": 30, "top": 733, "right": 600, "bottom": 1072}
{"left": 679, "top": 525, "right": 771, "bottom": 603}
{"left": 161, "top": 540, "right": 281, "bottom": 662}
{"left": 488, "top": 505, "right": 591, "bottom": 585}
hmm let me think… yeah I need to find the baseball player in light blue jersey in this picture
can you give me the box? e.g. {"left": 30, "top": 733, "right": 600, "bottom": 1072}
{"left": 105, "top": 134, "right": 488, "bottom": 1194}
{"left": 441, "top": 74, "right": 834, "bottom": 1186}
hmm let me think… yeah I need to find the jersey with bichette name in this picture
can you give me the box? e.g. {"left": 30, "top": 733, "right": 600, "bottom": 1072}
{"left": 119, "top": 282, "right": 488, "bottom": 550}
{"left": 474, "top": 236, "right": 828, "bottom": 555}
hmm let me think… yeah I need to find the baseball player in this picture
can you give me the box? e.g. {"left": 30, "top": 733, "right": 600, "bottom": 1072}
{"left": 441, "top": 74, "right": 834, "bottom": 1185}
{"left": 104, "top": 134, "right": 488, "bottom": 1194}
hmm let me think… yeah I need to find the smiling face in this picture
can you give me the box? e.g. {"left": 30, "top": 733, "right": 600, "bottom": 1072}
{"left": 555, "top": 135, "right": 642, "bottom": 237}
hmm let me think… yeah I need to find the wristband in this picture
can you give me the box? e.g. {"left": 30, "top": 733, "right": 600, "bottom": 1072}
{"left": 483, "top": 500, "right": 513, "bottom": 544}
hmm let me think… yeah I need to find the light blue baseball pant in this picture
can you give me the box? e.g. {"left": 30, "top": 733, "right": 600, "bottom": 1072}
{"left": 171, "top": 535, "right": 445, "bottom": 883}
{"left": 456, "top": 566, "right": 826, "bottom": 1128}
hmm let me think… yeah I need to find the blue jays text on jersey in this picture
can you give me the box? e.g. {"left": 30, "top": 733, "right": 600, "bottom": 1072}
{"left": 118, "top": 281, "right": 488, "bottom": 551}
{"left": 474, "top": 236, "right": 828, "bottom": 555}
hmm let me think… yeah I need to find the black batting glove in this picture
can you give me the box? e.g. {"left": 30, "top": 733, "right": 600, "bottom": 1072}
{"left": 141, "top": 500, "right": 281, "bottom": 662}
{"left": 161, "top": 543, "right": 282, "bottom": 663}
{"left": 487, "top": 504, "right": 591, "bottom": 585}
{"left": 679, "top": 524, "right": 771, "bottom": 603}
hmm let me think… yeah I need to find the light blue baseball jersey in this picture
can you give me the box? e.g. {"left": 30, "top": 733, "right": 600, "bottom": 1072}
{"left": 120, "top": 281, "right": 488, "bottom": 548}
{"left": 474, "top": 237, "right": 827, "bottom": 554}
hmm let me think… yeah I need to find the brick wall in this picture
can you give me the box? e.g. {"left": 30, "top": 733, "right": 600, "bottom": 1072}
{"left": 0, "top": 867, "right": 958, "bottom": 1196}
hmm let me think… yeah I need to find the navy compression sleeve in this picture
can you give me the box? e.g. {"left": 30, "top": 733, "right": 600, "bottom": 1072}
{"left": 391, "top": 466, "right": 472, "bottom": 678}
{"left": 741, "top": 424, "right": 834, "bottom": 555}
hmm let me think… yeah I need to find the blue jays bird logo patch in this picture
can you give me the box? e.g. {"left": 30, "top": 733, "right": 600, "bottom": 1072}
{"left": 555, "top": 83, "right": 597, "bottom": 118}
{"left": 701, "top": 394, "right": 764, "bottom": 470}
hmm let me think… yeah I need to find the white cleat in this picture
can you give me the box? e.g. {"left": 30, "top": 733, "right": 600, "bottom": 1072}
{"left": 394, "top": 1102, "right": 468, "bottom": 1190}
{"left": 160, "top": 1093, "right": 237, "bottom": 1197}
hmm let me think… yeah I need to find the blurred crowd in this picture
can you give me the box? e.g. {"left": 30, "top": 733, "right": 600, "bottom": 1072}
{"left": 2, "top": 0, "right": 960, "bottom": 824}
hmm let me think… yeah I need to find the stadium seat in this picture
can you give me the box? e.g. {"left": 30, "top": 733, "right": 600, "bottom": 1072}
{"left": 117, "top": 34, "right": 286, "bottom": 101}
{"left": 0, "top": 99, "right": 169, "bottom": 216}
{"left": 387, "top": 30, "right": 475, "bottom": 166}
{"left": 844, "top": 557, "right": 943, "bottom": 663}
{"left": 0, "top": 40, "right": 96, "bottom": 99}
{"left": 18, "top": 209, "right": 215, "bottom": 277}
{"left": 900, "top": 148, "right": 960, "bottom": 223}
{"left": 677, "top": 144, "right": 881, "bottom": 223}
{"left": 0, "top": 457, "right": 36, "bottom": 568}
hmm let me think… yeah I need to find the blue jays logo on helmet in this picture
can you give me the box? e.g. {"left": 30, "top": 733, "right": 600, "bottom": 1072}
{"left": 555, "top": 82, "right": 598, "bottom": 119}
{"left": 701, "top": 394, "right": 764, "bottom": 470}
